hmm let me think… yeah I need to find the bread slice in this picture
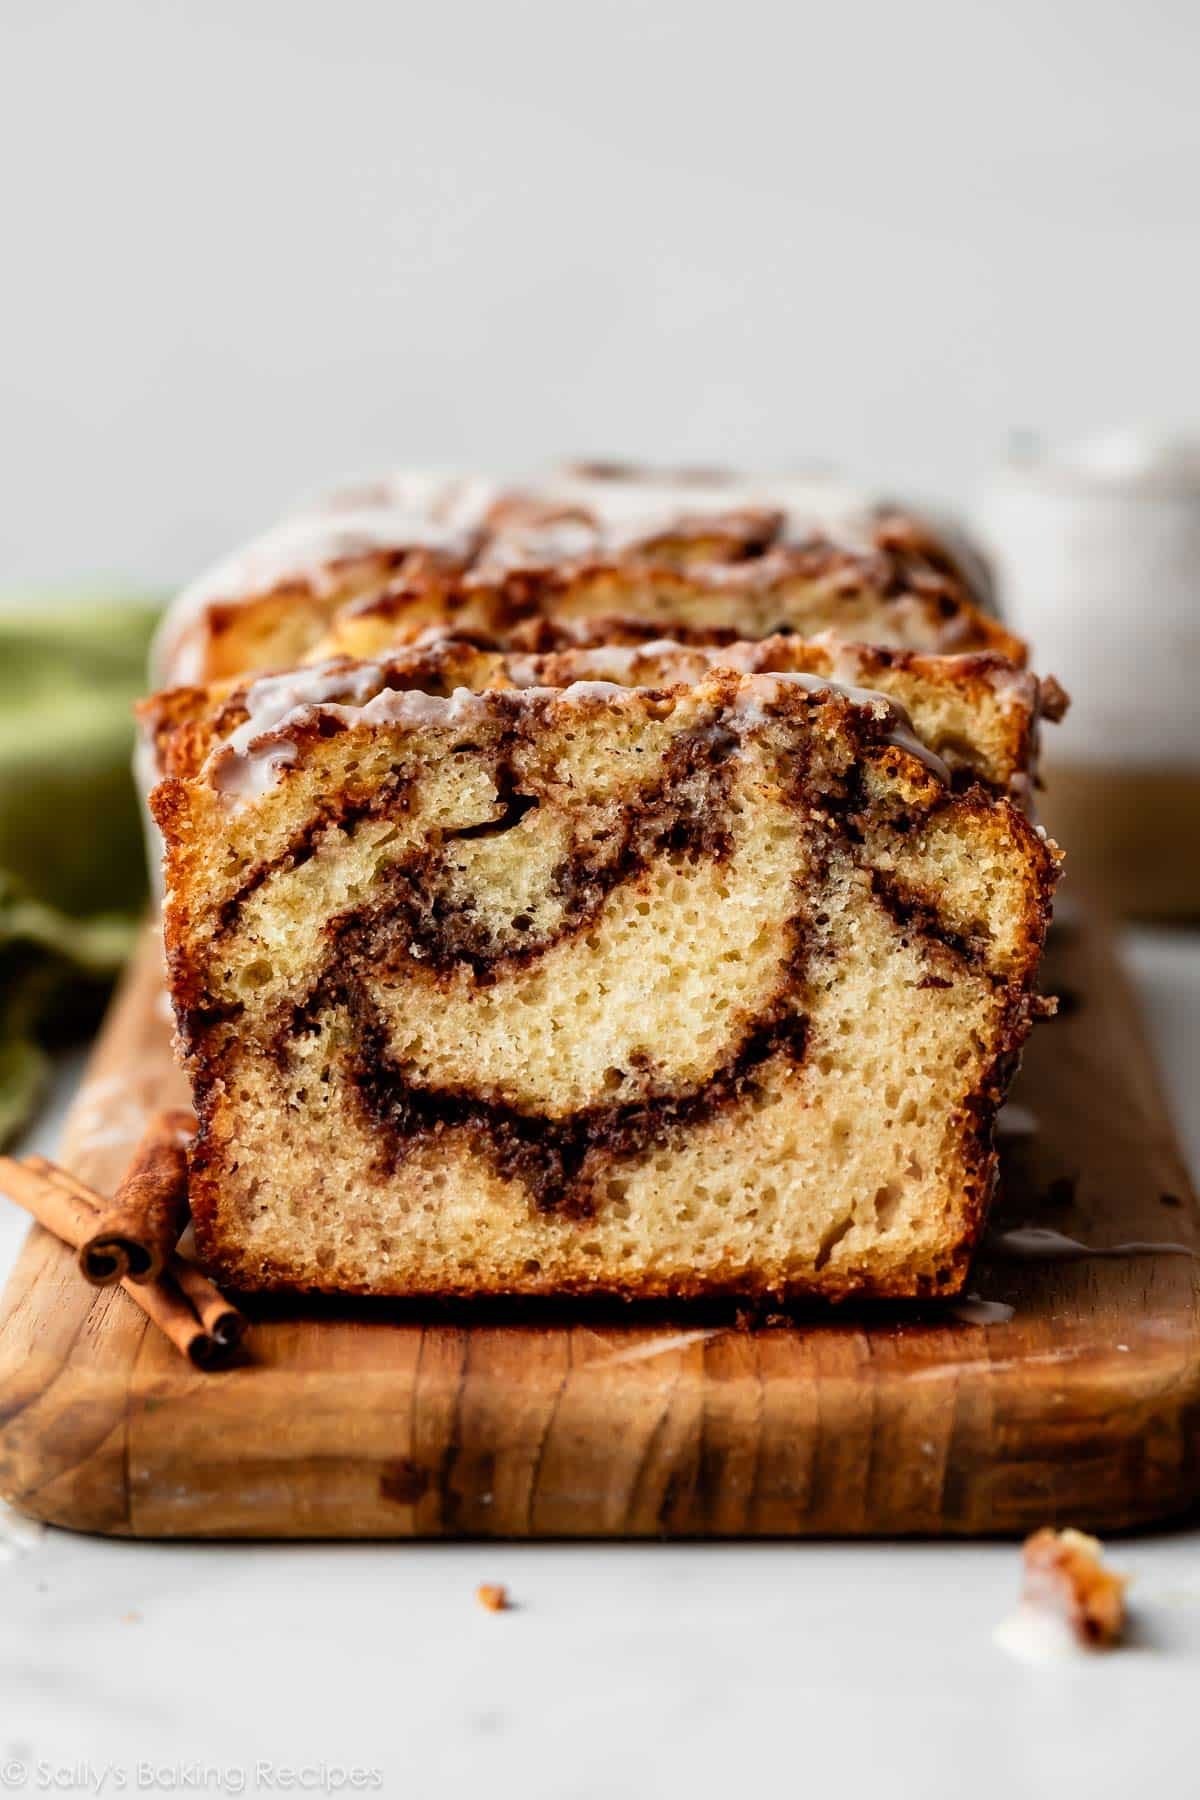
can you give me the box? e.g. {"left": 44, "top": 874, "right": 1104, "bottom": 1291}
{"left": 153, "top": 466, "right": 1021, "bottom": 686}
{"left": 151, "top": 648, "right": 1059, "bottom": 1300}
{"left": 141, "top": 629, "right": 1060, "bottom": 808}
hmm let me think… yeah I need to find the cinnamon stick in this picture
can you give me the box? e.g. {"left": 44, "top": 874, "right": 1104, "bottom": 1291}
{"left": 164, "top": 1254, "right": 246, "bottom": 1354}
{"left": 32, "top": 1156, "right": 246, "bottom": 1357}
{"left": 67, "top": 1109, "right": 195, "bottom": 1285}
{"left": 0, "top": 1155, "right": 244, "bottom": 1371}
{"left": 38, "top": 1158, "right": 246, "bottom": 1356}
{"left": 0, "top": 1156, "right": 94, "bottom": 1246}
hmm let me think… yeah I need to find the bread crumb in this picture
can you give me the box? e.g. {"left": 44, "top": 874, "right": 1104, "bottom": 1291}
{"left": 121, "top": 1610, "right": 142, "bottom": 1625}
{"left": 1022, "top": 1527, "right": 1127, "bottom": 1647}
{"left": 476, "top": 1583, "right": 510, "bottom": 1613}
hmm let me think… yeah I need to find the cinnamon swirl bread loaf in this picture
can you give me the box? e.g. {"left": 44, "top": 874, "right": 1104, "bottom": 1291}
{"left": 150, "top": 644, "right": 1059, "bottom": 1300}
{"left": 153, "top": 465, "right": 1020, "bottom": 687}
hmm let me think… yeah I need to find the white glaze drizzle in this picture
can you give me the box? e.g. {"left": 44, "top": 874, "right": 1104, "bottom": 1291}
{"left": 949, "top": 1294, "right": 1016, "bottom": 1325}
{"left": 207, "top": 654, "right": 952, "bottom": 805}
{"left": 996, "top": 1103, "right": 1038, "bottom": 1140}
{"left": 732, "top": 671, "right": 951, "bottom": 782}
{"left": 502, "top": 641, "right": 700, "bottom": 685}
{"left": 531, "top": 469, "right": 881, "bottom": 555}
{"left": 208, "top": 661, "right": 398, "bottom": 800}
{"left": 152, "top": 475, "right": 498, "bottom": 684}
{"left": 508, "top": 634, "right": 952, "bottom": 779}
{"left": 987, "top": 1225, "right": 1198, "bottom": 1261}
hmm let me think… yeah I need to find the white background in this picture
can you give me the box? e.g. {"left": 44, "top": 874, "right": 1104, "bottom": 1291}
{"left": 3, "top": 0, "right": 1200, "bottom": 592}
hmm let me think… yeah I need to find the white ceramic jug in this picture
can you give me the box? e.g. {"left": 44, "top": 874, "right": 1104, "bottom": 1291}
{"left": 973, "top": 430, "right": 1200, "bottom": 917}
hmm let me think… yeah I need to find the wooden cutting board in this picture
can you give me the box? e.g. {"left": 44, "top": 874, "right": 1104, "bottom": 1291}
{"left": 0, "top": 911, "right": 1196, "bottom": 1540}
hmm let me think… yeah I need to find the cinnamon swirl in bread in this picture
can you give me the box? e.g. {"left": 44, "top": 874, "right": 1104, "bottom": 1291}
{"left": 149, "top": 643, "right": 1059, "bottom": 1300}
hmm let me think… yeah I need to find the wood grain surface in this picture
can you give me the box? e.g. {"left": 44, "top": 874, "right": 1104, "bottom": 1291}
{"left": 0, "top": 913, "right": 1196, "bottom": 1539}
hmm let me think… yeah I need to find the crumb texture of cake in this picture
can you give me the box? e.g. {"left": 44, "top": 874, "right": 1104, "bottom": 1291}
{"left": 152, "top": 464, "right": 1021, "bottom": 686}
{"left": 152, "top": 653, "right": 1059, "bottom": 1301}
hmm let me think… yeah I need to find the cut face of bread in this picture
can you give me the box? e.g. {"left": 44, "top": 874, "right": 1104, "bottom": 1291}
{"left": 152, "top": 466, "right": 1021, "bottom": 686}
{"left": 152, "top": 654, "right": 1059, "bottom": 1300}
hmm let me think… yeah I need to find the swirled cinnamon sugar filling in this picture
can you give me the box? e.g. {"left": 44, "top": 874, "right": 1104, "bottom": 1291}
{"left": 151, "top": 647, "right": 1059, "bottom": 1300}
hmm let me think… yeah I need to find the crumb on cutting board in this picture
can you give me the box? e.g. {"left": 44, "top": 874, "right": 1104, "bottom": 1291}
{"left": 476, "top": 1583, "right": 510, "bottom": 1613}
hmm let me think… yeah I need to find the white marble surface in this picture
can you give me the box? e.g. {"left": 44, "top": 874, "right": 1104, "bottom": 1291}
{"left": 1, "top": 932, "right": 1198, "bottom": 1800}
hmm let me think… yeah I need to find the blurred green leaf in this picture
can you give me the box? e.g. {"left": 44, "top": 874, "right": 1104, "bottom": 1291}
{"left": 0, "top": 599, "right": 160, "bottom": 917}
{"left": 0, "top": 596, "right": 161, "bottom": 1145}
{"left": 0, "top": 1036, "right": 49, "bottom": 1147}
